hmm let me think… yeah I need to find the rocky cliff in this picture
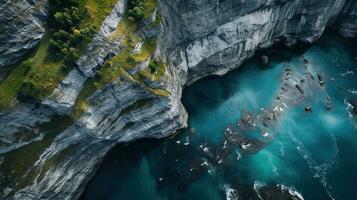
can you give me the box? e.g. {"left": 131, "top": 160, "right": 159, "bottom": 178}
{"left": 0, "top": 0, "right": 48, "bottom": 79}
{"left": 0, "top": 0, "right": 356, "bottom": 199}
{"left": 159, "top": 0, "right": 357, "bottom": 83}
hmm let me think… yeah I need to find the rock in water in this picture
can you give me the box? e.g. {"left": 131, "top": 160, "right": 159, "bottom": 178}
{"left": 1, "top": 0, "right": 357, "bottom": 199}
{"left": 350, "top": 99, "right": 357, "bottom": 115}
{"left": 305, "top": 106, "right": 313, "bottom": 113}
{"left": 261, "top": 55, "right": 269, "bottom": 66}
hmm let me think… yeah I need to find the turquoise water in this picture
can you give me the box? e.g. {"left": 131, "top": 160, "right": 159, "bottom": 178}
{"left": 81, "top": 33, "right": 357, "bottom": 200}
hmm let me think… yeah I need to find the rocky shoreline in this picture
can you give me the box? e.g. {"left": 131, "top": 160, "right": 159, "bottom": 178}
{"left": 0, "top": 0, "right": 357, "bottom": 199}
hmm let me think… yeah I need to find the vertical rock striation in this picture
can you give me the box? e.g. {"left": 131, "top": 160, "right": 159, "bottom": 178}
{"left": 159, "top": 0, "right": 356, "bottom": 83}
{"left": 0, "top": 0, "right": 356, "bottom": 199}
{"left": 337, "top": 0, "right": 357, "bottom": 37}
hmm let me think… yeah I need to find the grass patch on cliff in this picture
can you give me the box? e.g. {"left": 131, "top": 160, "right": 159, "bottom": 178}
{"left": 71, "top": 1, "right": 160, "bottom": 118}
{"left": 48, "top": 0, "right": 118, "bottom": 63}
{"left": 79, "top": 0, "right": 118, "bottom": 30}
{"left": 92, "top": 37, "right": 157, "bottom": 88}
{"left": 0, "top": 34, "right": 66, "bottom": 109}
{"left": 128, "top": 0, "right": 157, "bottom": 20}
{"left": 0, "top": 61, "right": 30, "bottom": 109}
{"left": 0, "top": 0, "right": 119, "bottom": 109}
{"left": 72, "top": 37, "right": 157, "bottom": 118}
{"left": 20, "top": 34, "right": 68, "bottom": 99}
{"left": 136, "top": 58, "right": 166, "bottom": 82}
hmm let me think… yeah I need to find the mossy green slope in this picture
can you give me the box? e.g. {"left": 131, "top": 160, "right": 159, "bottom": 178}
{"left": 0, "top": 0, "right": 118, "bottom": 110}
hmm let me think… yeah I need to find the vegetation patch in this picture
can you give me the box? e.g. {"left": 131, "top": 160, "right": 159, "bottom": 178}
{"left": 49, "top": 0, "right": 118, "bottom": 64}
{"left": 128, "top": 0, "right": 157, "bottom": 21}
{"left": 94, "top": 37, "right": 157, "bottom": 88}
{"left": 0, "top": 34, "right": 66, "bottom": 108}
{"left": 72, "top": 37, "right": 157, "bottom": 118}
{"left": 0, "top": 60, "right": 32, "bottom": 109}
{"left": 71, "top": 0, "right": 160, "bottom": 118}
{"left": 148, "top": 87, "right": 171, "bottom": 97}
{"left": 0, "top": 0, "right": 118, "bottom": 109}
{"left": 148, "top": 11, "right": 161, "bottom": 28}
{"left": 137, "top": 58, "right": 166, "bottom": 82}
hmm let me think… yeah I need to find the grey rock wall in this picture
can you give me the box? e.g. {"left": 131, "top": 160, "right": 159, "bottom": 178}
{"left": 159, "top": 0, "right": 356, "bottom": 83}
{"left": 337, "top": 0, "right": 357, "bottom": 37}
{"left": 0, "top": 0, "right": 356, "bottom": 199}
{"left": 0, "top": 0, "right": 48, "bottom": 78}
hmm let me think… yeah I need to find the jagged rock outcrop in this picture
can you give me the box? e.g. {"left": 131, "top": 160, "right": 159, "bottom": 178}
{"left": 0, "top": 0, "right": 48, "bottom": 79}
{"left": 0, "top": 0, "right": 357, "bottom": 199}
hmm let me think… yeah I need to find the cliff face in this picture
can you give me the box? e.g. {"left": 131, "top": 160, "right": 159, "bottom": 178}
{"left": 159, "top": 0, "right": 356, "bottom": 84}
{"left": 337, "top": 0, "right": 357, "bottom": 37}
{"left": 0, "top": 0, "right": 356, "bottom": 199}
{"left": 0, "top": 0, "right": 48, "bottom": 79}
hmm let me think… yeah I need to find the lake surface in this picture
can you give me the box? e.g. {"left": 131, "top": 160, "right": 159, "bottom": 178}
{"left": 81, "top": 33, "right": 357, "bottom": 200}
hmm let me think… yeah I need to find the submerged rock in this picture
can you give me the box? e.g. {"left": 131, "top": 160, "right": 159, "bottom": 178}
{"left": 257, "top": 185, "right": 304, "bottom": 200}
{"left": 261, "top": 55, "right": 269, "bottom": 66}
{"left": 305, "top": 106, "right": 313, "bottom": 113}
{"left": 220, "top": 183, "right": 304, "bottom": 200}
{"left": 326, "top": 96, "right": 333, "bottom": 110}
{"left": 1, "top": 0, "right": 357, "bottom": 199}
{"left": 350, "top": 99, "right": 357, "bottom": 115}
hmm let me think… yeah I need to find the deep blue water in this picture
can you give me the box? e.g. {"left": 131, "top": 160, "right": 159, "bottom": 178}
{"left": 81, "top": 33, "right": 357, "bottom": 200}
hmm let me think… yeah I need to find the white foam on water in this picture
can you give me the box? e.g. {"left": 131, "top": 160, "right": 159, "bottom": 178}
{"left": 200, "top": 159, "right": 209, "bottom": 167}
{"left": 235, "top": 150, "right": 242, "bottom": 160}
{"left": 201, "top": 157, "right": 215, "bottom": 175}
{"left": 253, "top": 181, "right": 265, "bottom": 200}
{"left": 203, "top": 147, "right": 210, "bottom": 152}
{"left": 289, "top": 131, "right": 337, "bottom": 200}
{"left": 347, "top": 89, "right": 357, "bottom": 95}
{"left": 242, "top": 143, "right": 251, "bottom": 149}
{"left": 262, "top": 131, "right": 269, "bottom": 137}
{"left": 278, "top": 184, "right": 305, "bottom": 200}
{"left": 344, "top": 99, "right": 357, "bottom": 129}
{"left": 223, "top": 184, "right": 239, "bottom": 200}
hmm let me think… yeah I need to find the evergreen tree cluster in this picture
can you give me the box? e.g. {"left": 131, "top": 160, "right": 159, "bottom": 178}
{"left": 128, "top": 0, "right": 146, "bottom": 20}
{"left": 49, "top": 0, "right": 96, "bottom": 65}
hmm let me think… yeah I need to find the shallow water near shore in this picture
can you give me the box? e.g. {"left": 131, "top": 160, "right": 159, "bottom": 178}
{"left": 81, "top": 33, "right": 357, "bottom": 200}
